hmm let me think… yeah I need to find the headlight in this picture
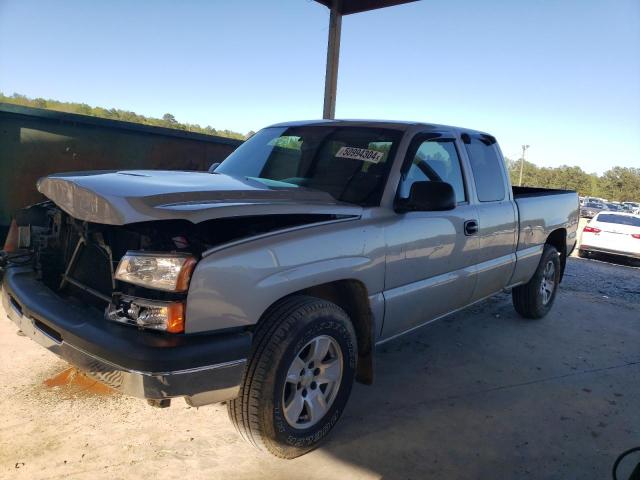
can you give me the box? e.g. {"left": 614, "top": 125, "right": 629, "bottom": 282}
{"left": 115, "top": 252, "right": 197, "bottom": 292}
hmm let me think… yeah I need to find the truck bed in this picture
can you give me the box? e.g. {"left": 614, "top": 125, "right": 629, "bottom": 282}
{"left": 512, "top": 186, "right": 579, "bottom": 252}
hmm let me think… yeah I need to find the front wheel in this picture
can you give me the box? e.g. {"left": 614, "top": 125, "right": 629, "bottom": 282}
{"left": 512, "top": 245, "right": 561, "bottom": 319}
{"left": 227, "top": 295, "right": 357, "bottom": 458}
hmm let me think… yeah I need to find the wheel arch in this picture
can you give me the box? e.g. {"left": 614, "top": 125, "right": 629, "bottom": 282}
{"left": 256, "top": 279, "right": 376, "bottom": 385}
{"left": 545, "top": 228, "right": 567, "bottom": 281}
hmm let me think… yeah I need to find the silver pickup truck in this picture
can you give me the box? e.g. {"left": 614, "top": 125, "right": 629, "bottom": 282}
{"left": 1, "top": 120, "right": 578, "bottom": 458}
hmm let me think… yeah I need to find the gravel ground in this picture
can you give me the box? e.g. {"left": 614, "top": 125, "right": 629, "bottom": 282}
{"left": 563, "top": 257, "right": 640, "bottom": 305}
{"left": 0, "top": 226, "right": 638, "bottom": 479}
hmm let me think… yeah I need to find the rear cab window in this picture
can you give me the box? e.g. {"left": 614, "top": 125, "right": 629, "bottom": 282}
{"left": 463, "top": 134, "right": 506, "bottom": 202}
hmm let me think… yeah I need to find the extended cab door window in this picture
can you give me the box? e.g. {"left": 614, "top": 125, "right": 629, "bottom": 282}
{"left": 398, "top": 139, "right": 467, "bottom": 204}
{"left": 463, "top": 136, "right": 506, "bottom": 202}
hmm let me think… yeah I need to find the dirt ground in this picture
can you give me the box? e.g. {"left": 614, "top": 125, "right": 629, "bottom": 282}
{"left": 1, "top": 219, "right": 638, "bottom": 480}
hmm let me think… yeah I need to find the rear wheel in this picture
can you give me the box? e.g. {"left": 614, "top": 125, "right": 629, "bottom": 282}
{"left": 577, "top": 249, "right": 589, "bottom": 258}
{"left": 227, "top": 295, "right": 357, "bottom": 458}
{"left": 512, "top": 245, "right": 561, "bottom": 319}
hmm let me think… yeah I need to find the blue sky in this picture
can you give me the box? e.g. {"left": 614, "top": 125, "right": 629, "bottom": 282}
{"left": 0, "top": 0, "right": 638, "bottom": 174}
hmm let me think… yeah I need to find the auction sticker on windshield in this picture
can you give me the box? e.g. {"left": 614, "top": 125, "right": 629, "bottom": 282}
{"left": 335, "top": 146, "right": 385, "bottom": 164}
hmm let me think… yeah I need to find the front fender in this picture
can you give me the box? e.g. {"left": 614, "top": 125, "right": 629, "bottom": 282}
{"left": 184, "top": 219, "right": 385, "bottom": 333}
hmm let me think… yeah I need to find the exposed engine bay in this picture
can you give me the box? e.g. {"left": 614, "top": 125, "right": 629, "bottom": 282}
{"left": 3, "top": 201, "right": 347, "bottom": 332}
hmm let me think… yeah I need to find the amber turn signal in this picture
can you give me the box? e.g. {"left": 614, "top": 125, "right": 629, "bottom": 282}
{"left": 175, "top": 257, "right": 198, "bottom": 292}
{"left": 166, "top": 302, "right": 186, "bottom": 334}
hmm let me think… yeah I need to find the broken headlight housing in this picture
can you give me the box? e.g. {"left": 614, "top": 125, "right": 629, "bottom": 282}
{"left": 115, "top": 252, "right": 197, "bottom": 292}
{"left": 106, "top": 296, "right": 185, "bottom": 333}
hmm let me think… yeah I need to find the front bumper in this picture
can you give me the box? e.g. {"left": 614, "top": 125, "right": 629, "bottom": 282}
{"left": 1, "top": 268, "right": 251, "bottom": 406}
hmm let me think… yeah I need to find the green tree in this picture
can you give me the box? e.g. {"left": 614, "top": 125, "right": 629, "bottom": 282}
{"left": 0, "top": 91, "right": 248, "bottom": 140}
{"left": 162, "top": 113, "right": 177, "bottom": 125}
{"left": 599, "top": 167, "right": 640, "bottom": 201}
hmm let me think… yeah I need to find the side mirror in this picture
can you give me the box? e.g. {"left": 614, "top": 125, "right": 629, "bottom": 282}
{"left": 208, "top": 162, "right": 221, "bottom": 173}
{"left": 400, "top": 181, "right": 456, "bottom": 212}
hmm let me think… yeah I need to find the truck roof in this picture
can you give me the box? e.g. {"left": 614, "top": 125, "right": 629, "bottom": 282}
{"left": 267, "top": 119, "right": 491, "bottom": 137}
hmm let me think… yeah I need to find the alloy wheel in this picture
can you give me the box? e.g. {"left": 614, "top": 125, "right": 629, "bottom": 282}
{"left": 282, "top": 335, "right": 343, "bottom": 429}
{"left": 540, "top": 260, "right": 556, "bottom": 305}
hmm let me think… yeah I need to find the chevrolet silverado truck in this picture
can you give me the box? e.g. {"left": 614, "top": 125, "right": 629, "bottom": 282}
{"left": 1, "top": 120, "right": 579, "bottom": 458}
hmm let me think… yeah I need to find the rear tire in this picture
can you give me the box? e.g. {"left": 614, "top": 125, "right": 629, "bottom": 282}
{"left": 227, "top": 295, "right": 357, "bottom": 459}
{"left": 577, "top": 249, "right": 589, "bottom": 258}
{"left": 513, "top": 245, "right": 561, "bottom": 319}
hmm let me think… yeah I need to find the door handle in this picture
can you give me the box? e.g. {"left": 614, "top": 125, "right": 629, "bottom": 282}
{"left": 464, "top": 220, "right": 478, "bottom": 236}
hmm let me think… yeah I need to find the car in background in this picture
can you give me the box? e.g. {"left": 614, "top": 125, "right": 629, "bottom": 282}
{"left": 603, "top": 202, "right": 624, "bottom": 212}
{"left": 579, "top": 212, "right": 640, "bottom": 263}
{"left": 580, "top": 201, "right": 604, "bottom": 218}
{"left": 622, "top": 202, "right": 640, "bottom": 213}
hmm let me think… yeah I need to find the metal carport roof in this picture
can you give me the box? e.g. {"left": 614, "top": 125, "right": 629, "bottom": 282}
{"left": 313, "top": 0, "right": 418, "bottom": 15}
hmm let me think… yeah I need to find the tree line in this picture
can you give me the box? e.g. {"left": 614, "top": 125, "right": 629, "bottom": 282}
{"left": 0, "top": 92, "right": 250, "bottom": 140}
{"left": 505, "top": 158, "right": 639, "bottom": 202}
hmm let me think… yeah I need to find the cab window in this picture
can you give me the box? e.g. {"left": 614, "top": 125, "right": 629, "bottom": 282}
{"left": 398, "top": 139, "right": 466, "bottom": 203}
{"left": 464, "top": 136, "right": 506, "bottom": 202}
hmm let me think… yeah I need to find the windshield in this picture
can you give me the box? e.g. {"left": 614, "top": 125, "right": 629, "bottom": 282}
{"left": 216, "top": 126, "right": 403, "bottom": 206}
{"left": 584, "top": 202, "right": 602, "bottom": 208}
{"left": 597, "top": 214, "right": 640, "bottom": 227}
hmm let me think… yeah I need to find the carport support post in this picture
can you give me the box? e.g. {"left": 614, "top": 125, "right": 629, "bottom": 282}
{"left": 322, "top": 3, "right": 342, "bottom": 119}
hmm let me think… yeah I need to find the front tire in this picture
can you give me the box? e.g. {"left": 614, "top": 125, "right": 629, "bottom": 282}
{"left": 227, "top": 295, "right": 357, "bottom": 459}
{"left": 512, "top": 245, "right": 561, "bottom": 319}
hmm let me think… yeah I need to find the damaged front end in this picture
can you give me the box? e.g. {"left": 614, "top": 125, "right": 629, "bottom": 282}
{"left": 1, "top": 167, "right": 361, "bottom": 406}
{"left": 2, "top": 201, "right": 353, "bottom": 334}
{"left": 3, "top": 202, "right": 194, "bottom": 334}
{"left": 1, "top": 199, "right": 351, "bottom": 406}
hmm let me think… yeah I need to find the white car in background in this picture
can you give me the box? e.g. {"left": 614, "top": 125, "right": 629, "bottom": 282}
{"left": 579, "top": 212, "right": 640, "bottom": 262}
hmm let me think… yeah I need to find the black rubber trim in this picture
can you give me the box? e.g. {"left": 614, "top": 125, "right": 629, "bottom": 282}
{"left": 2, "top": 269, "right": 252, "bottom": 372}
{"left": 512, "top": 186, "right": 575, "bottom": 197}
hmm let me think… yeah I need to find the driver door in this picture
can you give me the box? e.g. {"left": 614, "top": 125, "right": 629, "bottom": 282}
{"left": 382, "top": 134, "right": 479, "bottom": 340}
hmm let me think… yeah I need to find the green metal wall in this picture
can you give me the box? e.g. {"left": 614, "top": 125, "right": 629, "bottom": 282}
{"left": 0, "top": 103, "right": 242, "bottom": 242}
